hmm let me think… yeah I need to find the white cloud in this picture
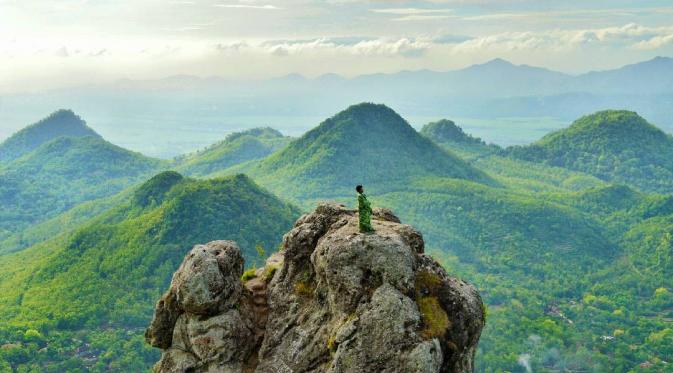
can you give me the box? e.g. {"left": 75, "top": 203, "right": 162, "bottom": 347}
{"left": 460, "top": 7, "right": 673, "bottom": 22}
{"left": 258, "top": 37, "right": 430, "bottom": 57}
{"left": 370, "top": 8, "right": 453, "bottom": 15}
{"left": 450, "top": 24, "right": 673, "bottom": 52}
{"left": 391, "top": 14, "right": 454, "bottom": 21}
{"left": 370, "top": 6, "right": 454, "bottom": 21}
{"left": 213, "top": 3, "right": 280, "bottom": 9}
{"left": 633, "top": 33, "right": 673, "bottom": 49}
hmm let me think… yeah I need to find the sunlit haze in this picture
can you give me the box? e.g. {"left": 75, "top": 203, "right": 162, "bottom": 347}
{"left": 2, "top": 0, "right": 673, "bottom": 93}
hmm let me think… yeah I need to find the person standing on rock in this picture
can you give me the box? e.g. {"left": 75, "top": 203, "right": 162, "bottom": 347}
{"left": 356, "top": 185, "right": 374, "bottom": 233}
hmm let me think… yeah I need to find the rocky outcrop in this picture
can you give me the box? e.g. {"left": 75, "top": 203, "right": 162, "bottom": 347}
{"left": 146, "top": 203, "right": 485, "bottom": 372}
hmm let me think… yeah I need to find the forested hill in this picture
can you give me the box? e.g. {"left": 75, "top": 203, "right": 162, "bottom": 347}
{"left": 506, "top": 110, "right": 673, "bottom": 193}
{"left": 420, "top": 119, "right": 498, "bottom": 159}
{"left": 0, "top": 135, "right": 167, "bottom": 253}
{"left": 0, "top": 109, "right": 100, "bottom": 163}
{"left": 421, "top": 119, "right": 486, "bottom": 146}
{"left": 175, "top": 127, "right": 292, "bottom": 177}
{"left": 0, "top": 171, "right": 300, "bottom": 371}
{"left": 234, "top": 102, "right": 494, "bottom": 197}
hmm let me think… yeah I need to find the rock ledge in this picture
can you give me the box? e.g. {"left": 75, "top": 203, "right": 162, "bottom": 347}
{"left": 146, "top": 203, "right": 485, "bottom": 372}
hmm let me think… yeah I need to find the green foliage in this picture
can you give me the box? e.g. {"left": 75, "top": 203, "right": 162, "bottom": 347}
{"left": 133, "top": 171, "right": 183, "bottom": 207}
{"left": 0, "top": 172, "right": 299, "bottom": 371}
{"left": 421, "top": 119, "right": 500, "bottom": 160}
{"left": 0, "top": 109, "right": 100, "bottom": 163}
{"left": 223, "top": 103, "right": 495, "bottom": 199}
{"left": 0, "top": 136, "right": 166, "bottom": 251}
{"left": 241, "top": 268, "right": 258, "bottom": 282}
{"left": 417, "top": 297, "right": 450, "bottom": 339}
{"left": 175, "top": 127, "right": 291, "bottom": 177}
{"left": 415, "top": 270, "right": 450, "bottom": 338}
{"left": 507, "top": 110, "right": 673, "bottom": 193}
{"left": 421, "top": 119, "right": 486, "bottom": 146}
{"left": 3, "top": 104, "right": 673, "bottom": 372}
{"left": 263, "top": 265, "right": 279, "bottom": 282}
{"left": 208, "top": 105, "right": 673, "bottom": 371}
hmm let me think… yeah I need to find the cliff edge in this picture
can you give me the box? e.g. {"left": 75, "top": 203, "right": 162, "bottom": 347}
{"left": 145, "top": 203, "right": 485, "bottom": 372}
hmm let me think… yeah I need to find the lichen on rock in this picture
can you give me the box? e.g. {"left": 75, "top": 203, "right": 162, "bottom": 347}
{"left": 145, "top": 203, "right": 485, "bottom": 372}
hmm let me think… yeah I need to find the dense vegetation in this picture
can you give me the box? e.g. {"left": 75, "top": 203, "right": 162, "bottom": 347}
{"left": 2, "top": 103, "right": 673, "bottom": 371}
{"left": 0, "top": 110, "right": 100, "bottom": 163}
{"left": 175, "top": 127, "right": 292, "bottom": 177}
{"left": 0, "top": 136, "right": 166, "bottom": 252}
{"left": 507, "top": 110, "right": 673, "bottom": 194}
{"left": 212, "top": 104, "right": 673, "bottom": 371}
{"left": 0, "top": 172, "right": 299, "bottom": 371}
{"left": 221, "top": 103, "right": 494, "bottom": 203}
{"left": 420, "top": 119, "right": 499, "bottom": 160}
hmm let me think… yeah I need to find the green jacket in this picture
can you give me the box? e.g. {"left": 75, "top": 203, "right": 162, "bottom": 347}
{"left": 358, "top": 193, "right": 373, "bottom": 232}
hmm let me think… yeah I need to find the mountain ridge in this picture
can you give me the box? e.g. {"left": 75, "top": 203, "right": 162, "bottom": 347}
{"left": 176, "top": 127, "right": 291, "bottom": 177}
{"left": 506, "top": 110, "right": 673, "bottom": 193}
{"left": 0, "top": 133, "right": 166, "bottom": 248}
{"left": 236, "top": 103, "right": 494, "bottom": 197}
{"left": 0, "top": 171, "right": 300, "bottom": 371}
{"left": 0, "top": 109, "right": 100, "bottom": 163}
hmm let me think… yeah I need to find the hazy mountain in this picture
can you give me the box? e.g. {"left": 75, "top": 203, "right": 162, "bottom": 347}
{"left": 578, "top": 56, "right": 673, "bottom": 94}
{"left": 421, "top": 119, "right": 486, "bottom": 145}
{"left": 0, "top": 172, "right": 299, "bottom": 371}
{"left": 420, "top": 119, "right": 500, "bottom": 160}
{"left": 0, "top": 109, "right": 100, "bottom": 163}
{"left": 175, "top": 127, "right": 292, "bottom": 177}
{"left": 506, "top": 110, "right": 673, "bottom": 193}
{"left": 3, "top": 57, "right": 673, "bottom": 157}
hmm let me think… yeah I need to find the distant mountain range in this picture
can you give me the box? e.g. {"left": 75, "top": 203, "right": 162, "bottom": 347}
{"left": 1, "top": 56, "right": 672, "bottom": 157}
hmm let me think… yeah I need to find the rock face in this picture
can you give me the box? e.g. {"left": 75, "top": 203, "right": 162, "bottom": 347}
{"left": 146, "top": 203, "right": 485, "bottom": 372}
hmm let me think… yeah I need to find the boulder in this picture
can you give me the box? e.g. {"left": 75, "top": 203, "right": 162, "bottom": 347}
{"left": 146, "top": 203, "right": 485, "bottom": 372}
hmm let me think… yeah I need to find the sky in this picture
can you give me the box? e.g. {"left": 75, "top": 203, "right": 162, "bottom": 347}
{"left": 2, "top": 0, "right": 673, "bottom": 93}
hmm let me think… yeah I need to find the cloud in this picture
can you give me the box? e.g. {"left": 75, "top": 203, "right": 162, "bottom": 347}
{"left": 450, "top": 24, "right": 673, "bottom": 52}
{"left": 370, "top": 8, "right": 453, "bottom": 15}
{"left": 350, "top": 38, "right": 430, "bottom": 57}
{"left": 258, "top": 37, "right": 430, "bottom": 57}
{"left": 215, "top": 41, "right": 250, "bottom": 53}
{"left": 89, "top": 48, "right": 107, "bottom": 57}
{"left": 391, "top": 14, "right": 453, "bottom": 21}
{"left": 213, "top": 3, "right": 280, "bottom": 9}
{"left": 370, "top": 6, "right": 454, "bottom": 21}
{"left": 460, "top": 7, "right": 673, "bottom": 22}
{"left": 55, "top": 46, "right": 69, "bottom": 57}
{"left": 633, "top": 33, "right": 673, "bottom": 49}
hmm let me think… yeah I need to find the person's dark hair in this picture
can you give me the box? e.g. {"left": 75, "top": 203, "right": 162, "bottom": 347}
{"left": 355, "top": 185, "right": 363, "bottom": 193}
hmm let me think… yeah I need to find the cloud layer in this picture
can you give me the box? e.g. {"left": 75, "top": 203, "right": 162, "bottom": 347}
{"left": 1, "top": 0, "right": 673, "bottom": 92}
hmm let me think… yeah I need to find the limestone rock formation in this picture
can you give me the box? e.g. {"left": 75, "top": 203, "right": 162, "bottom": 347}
{"left": 146, "top": 203, "right": 485, "bottom": 372}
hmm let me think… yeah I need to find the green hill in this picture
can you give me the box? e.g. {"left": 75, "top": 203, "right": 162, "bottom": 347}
{"left": 421, "top": 119, "right": 483, "bottom": 144}
{"left": 507, "top": 110, "right": 673, "bottom": 193}
{"left": 176, "top": 127, "right": 291, "bottom": 176}
{"left": 0, "top": 136, "right": 166, "bottom": 250}
{"left": 230, "top": 103, "right": 494, "bottom": 199}
{"left": 206, "top": 104, "right": 673, "bottom": 371}
{"left": 0, "top": 110, "right": 100, "bottom": 163}
{"left": 2, "top": 103, "right": 673, "bottom": 372}
{"left": 0, "top": 172, "right": 299, "bottom": 372}
{"left": 421, "top": 119, "right": 500, "bottom": 160}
